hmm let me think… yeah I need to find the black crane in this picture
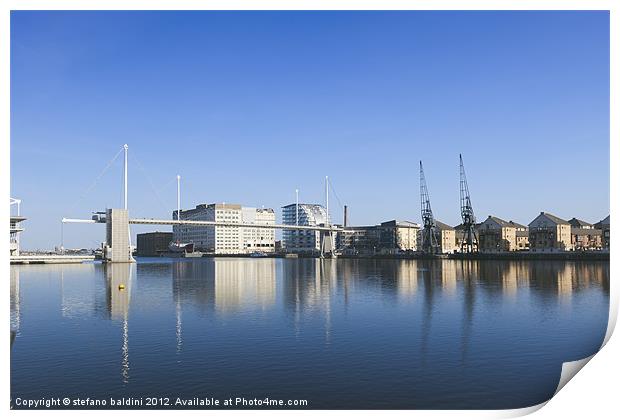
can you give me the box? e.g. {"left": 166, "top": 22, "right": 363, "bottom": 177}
{"left": 459, "top": 154, "right": 478, "bottom": 253}
{"left": 420, "top": 161, "right": 440, "bottom": 254}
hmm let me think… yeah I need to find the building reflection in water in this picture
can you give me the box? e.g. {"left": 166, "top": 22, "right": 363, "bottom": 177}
{"left": 417, "top": 260, "right": 439, "bottom": 365}
{"left": 10, "top": 266, "right": 20, "bottom": 348}
{"left": 456, "top": 260, "right": 479, "bottom": 365}
{"left": 172, "top": 258, "right": 277, "bottom": 314}
{"left": 282, "top": 259, "right": 339, "bottom": 343}
{"left": 104, "top": 263, "right": 132, "bottom": 384}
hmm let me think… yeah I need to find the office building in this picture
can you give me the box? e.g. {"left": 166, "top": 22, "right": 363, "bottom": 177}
{"left": 337, "top": 225, "right": 381, "bottom": 255}
{"left": 282, "top": 203, "right": 328, "bottom": 253}
{"left": 241, "top": 207, "right": 276, "bottom": 253}
{"left": 173, "top": 203, "right": 275, "bottom": 254}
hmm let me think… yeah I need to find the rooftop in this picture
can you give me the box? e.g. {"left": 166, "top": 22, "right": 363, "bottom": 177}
{"left": 434, "top": 220, "right": 455, "bottom": 231}
{"left": 508, "top": 220, "right": 527, "bottom": 229}
{"left": 381, "top": 220, "right": 420, "bottom": 228}
{"left": 568, "top": 217, "right": 593, "bottom": 228}
{"left": 483, "top": 215, "right": 511, "bottom": 228}
{"left": 537, "top": 212, "right": 569, "bottom": 225}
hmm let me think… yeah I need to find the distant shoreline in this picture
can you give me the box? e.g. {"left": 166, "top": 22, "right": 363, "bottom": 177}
{"left": 134, "top": 251, "right": 610, "bottom": 262}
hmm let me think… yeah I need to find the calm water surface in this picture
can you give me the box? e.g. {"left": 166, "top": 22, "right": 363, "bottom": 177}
{"left": 10, "top": 258, "right": 609, "bottom": 409}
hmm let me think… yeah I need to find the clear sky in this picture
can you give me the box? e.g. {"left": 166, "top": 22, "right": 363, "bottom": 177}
{"left": 10, "top": 10, "right": 609, "bottom": 250}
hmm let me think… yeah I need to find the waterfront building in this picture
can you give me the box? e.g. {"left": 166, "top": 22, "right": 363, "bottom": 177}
{"left": 337, "top": 225, "right": 381, "bottom": 255}
{"left": 568, "top": 218, "right": 602, "bottom": 250}
{"left": 568, "top": 218, "right": 594, "bottom": 230}
{"left": 594, "top": 215, "right": 610, "bottom": 249}
{"left": 173, "top": 203, "right": 275, "bottom": 254}
{"left": 478, "top": 216, "right": 517, "bottom": 252}
{"left": 508, "top": 220, "right": 529, "bottom": 250}
{"left": 136, "top": 231, "right": 173, "bottom": 256}
{"left": 528, "top": 212, "right": 573, "bottom": 252}
{"left": 241, "top": 207, "right": 276, "bottom": 253}
{"left": 379, "top": 220, "right": 420, "bottom": 254}
{"left": 453, "top": 222, "right": 481, "bottom": 250}
{"left": 10, "top": 215, "right": 26, "bottom": 256}
{"left": 9, "top": 198, "right": 24, "bottom": 256}
{"left": 419, "top": 221, "right": 457, "bottom": 254}
{"left": 282, "top": 203, "right": 328, "bottom": 253}
{"left": 435, "top": 221, "right": 458, "bottom": 254}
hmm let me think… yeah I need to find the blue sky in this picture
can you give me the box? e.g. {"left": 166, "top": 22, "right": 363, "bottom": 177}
{"left": 11, "top": 11, "right": 609, "bottom": 250}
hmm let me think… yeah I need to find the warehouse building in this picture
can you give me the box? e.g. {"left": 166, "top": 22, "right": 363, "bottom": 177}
{"left": 136, "top": 231, "right": 173, "bottom": 256}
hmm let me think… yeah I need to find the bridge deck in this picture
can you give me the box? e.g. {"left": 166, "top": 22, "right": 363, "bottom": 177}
{"left": 11, "top": 255, "right": 96, "bottom": 264}
{"left": 128, "top": 218, "right": 342, "bottom": 232}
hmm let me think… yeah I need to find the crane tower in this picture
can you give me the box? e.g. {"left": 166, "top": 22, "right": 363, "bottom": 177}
{"left": 420, "top": 161, "right": 440, "bottom": 254}
{"left": 459, "top": 154, "right": 478, "bottom": 253}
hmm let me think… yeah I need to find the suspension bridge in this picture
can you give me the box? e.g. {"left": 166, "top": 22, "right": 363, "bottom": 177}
{"left": 62, "top": 144, "right": 342, "bottom": 262}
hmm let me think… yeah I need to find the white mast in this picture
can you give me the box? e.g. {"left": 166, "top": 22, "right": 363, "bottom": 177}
{"left": 295, "top": 188, "right": 299, "bottom": 226}
{"left": 123, "top": 144, "right": 128, "bottom": 210}
{"left": 177, "top": 175, "right": 181, "bottom": 221}
{"left": 122, "top": 144, "right": 135, "bottom": 262}
{"left": 325, "top": 175, "right": 329, "bottom": 225}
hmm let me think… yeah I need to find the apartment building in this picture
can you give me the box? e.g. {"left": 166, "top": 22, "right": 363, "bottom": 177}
{"left": 379, "top": 220, "right": 420, "bottom": 254}
{"left": 568, "top": 218, "right": 603, "bottom": 250}
{"left": 478, "top": 216, "right": 517, "bottom": 252}
{"left": 528, "top": 212, "right": 573, "bottom": 252}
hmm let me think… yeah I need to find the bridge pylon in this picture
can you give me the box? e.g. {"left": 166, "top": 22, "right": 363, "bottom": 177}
{"left": 104, "top": 209, "right": 135, "bottom": 263}
{"left": 319, "top": 228, "right": 337, "bottom": 259}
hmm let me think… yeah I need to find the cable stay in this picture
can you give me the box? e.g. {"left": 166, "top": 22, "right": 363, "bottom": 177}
{"left": 130, "top": 153, "right": 174, "bottom": 218}
{"left": 68, "top": 146, "right": 124, "bottom": 214}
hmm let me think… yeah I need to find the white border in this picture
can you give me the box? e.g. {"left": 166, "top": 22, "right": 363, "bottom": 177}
{"left": 2, "top": 1, "right": 617, "bottom": 419}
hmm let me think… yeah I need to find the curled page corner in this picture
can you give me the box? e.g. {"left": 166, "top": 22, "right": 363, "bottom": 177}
{"left": 495, "top": 401, "right": 548, "bottom": 419}
{"left": 601, "top": 296, "right": 618, "bottom": 348}
{"left": 500, "top": 355, "right": 598, "bottom": 419}
{"left": 554, "top": 355, "right": 595, "bottom": 396}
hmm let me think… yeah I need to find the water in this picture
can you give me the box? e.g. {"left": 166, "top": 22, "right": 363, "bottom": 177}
{"left": 10, "top": 258, "right": 609, "bottom": 409}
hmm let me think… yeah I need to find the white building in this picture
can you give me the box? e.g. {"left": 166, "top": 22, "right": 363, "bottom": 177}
{"left": 241, "top": 207, "right": 276, "bottom": 253}
{"left": 173, "top": 203, "right": 275, "bottom": 254}
{"left": 10, "top": 198, "right": 25, "bottom": 256}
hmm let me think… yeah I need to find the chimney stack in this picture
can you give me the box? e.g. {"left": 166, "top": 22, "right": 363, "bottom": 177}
{"left": 344, "top": 205, "right": 348, "bottom": 227}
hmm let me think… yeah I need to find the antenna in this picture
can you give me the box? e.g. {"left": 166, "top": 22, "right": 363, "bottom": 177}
{"left": 420, "top": 161, "right": 439, "bottom": 254}
{"left": 459, "top": 154, "right": 478, "bottom": 252}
